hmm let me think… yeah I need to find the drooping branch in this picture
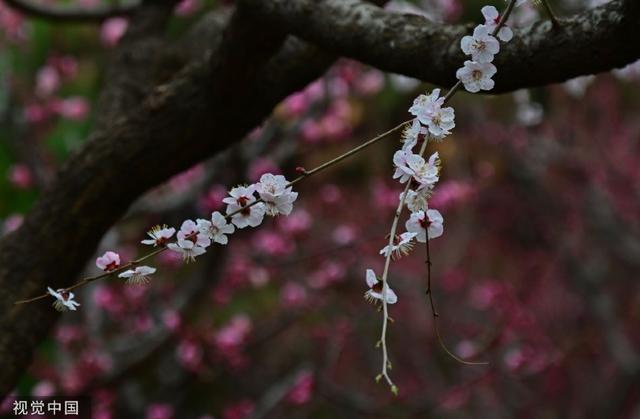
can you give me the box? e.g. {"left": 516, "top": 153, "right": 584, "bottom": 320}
{"left": 2, "top": 0, "right": 139, "bottom": 22}
{"left": 239, "top": 0, "right": 640, "bottom": 93}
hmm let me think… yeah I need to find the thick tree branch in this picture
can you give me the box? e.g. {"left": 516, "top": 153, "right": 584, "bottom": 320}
{"left": 2, "top": 0, "right": 138, "bottom": 22}
{"left": 0, "top": 8, "right": 335, "bottom": 396}
{"left": 239, "top": 0, "right": 640, "bottom": 93}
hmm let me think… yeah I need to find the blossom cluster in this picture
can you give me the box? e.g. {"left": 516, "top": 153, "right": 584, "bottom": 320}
{"left": 456, "top": 5, "right": 515, "bottom": 93}
{"left": 366, "top": 2, "right": 520, "bottom": 392}
{"left": 363, "top": 4, "right": 518, "bottom": 307}
{"left": 365, "top": 87, "right": 453, "bottom": 304}
{"left": 46, "top": 174, "right": 298, "bottom": 311}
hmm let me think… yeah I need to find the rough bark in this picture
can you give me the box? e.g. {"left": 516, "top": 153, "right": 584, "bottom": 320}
{"left": 239, "top": 0, "right": 640, "bottom": 92}
{"left": 1, "top": 0, "right": 640, "bottom": 396}
{"left": 0, "top": 9, "right": 333, "bottom": 396}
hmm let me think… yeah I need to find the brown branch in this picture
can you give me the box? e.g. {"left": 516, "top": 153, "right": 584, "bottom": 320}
{"left": 239, "top": 0, "right": 640, "bottom": 93}
{"left": 2, "top": 0, "right": 139, "bottom": 22}
{"left": 0, "top": 6, "right": 338, "bottom": 397}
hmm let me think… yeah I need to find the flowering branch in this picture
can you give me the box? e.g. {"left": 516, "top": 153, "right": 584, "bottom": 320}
{"left": 377, "top": 136, "right": 430, "bottom": 394}
{"left": 14, "top": 247, "right": 166, "bottom": 304}
{"left": 363, "top": 0, "right": 522, "bottom": 394}
{"left": 14, "top": 119, "right": 410, "bottom": 306}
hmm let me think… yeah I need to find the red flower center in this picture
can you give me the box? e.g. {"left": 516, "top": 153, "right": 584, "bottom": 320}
{"left": 105, "top": 261, "right": 119, "bottom": 271}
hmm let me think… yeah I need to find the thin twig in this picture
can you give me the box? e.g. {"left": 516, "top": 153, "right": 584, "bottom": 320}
{"left": 423, "top": 0, "right": 522, "bottom": 368}
{"left": 376, "top": 136, "right": 430, "bottom": 393}
{"left": 15, "top": 119, "right": 411, "bottom": 305}
{"left": 425, "top": 237, "right": 488, "bottom": 366}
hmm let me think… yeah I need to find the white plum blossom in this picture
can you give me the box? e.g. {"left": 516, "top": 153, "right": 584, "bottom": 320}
{"left": 392, "top": 149, "right": 415, "bottom": 183}
{"left": 409, "top": 89, "right": 456, "bottom": 140}
{"left": 118, "top": 266, "right": 156, "bottom": 285}
{"left": 401, "top": 119, "right": 426, "bottom": 151}
{"left": 564, "top": 75, "right": 595, "bottom": 98}
{"left": 405, "top": 209, "right": 444, "bottom": 242}
{"left": 461, "top": 24, "right": 500, "bottom": 63}
{"left": 481, "top": 6, "right": 514, "bottom": 42}
{"left": 394, "top": 151, "right": 440, "bottom": 190}
{"left": 379, "top": 232, "right": 418, "bottom": 260}
{"left": 409, "top": 89, "right": 444, "bottom": 122}
{"left": 47, "top": 287, "right": 80, "bottom": 312}
{"left": 364, "top": 269, "right": 398, "bottom": 305}
{"left": 407, "top": 152, "right": 441, "bottom": 190}
{"left": 167, "top": 239, "right": 207, "bottom": 263}
{"left": 456, "top": 60, "right": 497, "bottom": 93}
{"left": 197, "top": 211, "right": 235, "bottom": 245}
{"left": 424, "top": 106, "right": 455, "bottom": 139}
{"left": 402, "top": 188, "right": 431, "bottom": 212}
{"left": 223, "top": 185, "right": 267, "bottom": 229}
{"left": 176, "top": 219, "right": 211, "bottom": 249}
{"left": 96, "top": 251, "right": 120, "bottom": 272}
{"left": 141, "top": 224, "right": 176, "bottom": 247}
{"left": 255, "top": 174, "right": 299, "bottom": 216}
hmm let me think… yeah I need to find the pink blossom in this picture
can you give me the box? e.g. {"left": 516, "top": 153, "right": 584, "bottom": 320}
{"left": 146, "top": 403, "right": 174, "bottom": 419}
{"left": 280, "top": 282, "right": 308, "bottom": 308}
{"left": 222, "top": 400, "right": 254, "bottom": 419}
{"left": 305, "top": 80, "right": 324, "bottom": 100}
{"left": 55, "top": 324, "right": 83, "bottom": 346}
{"left": 320, "top": 113, "right": 350, "bottom": 140}
{"left": 93, "top": 286, "right": 125, "bottom": 314}
{"left": 278, "top": 209, "right": 312, "bottom": 235}
{"left": 0, "top": 3, "right": 25, "bottom": 42}
{"left": 214, "top": 315, "right": 252, "bottom": 351}
{"left": 35, "top": 66, "right": 60, "bottom": 97}
{"left": 24, "top": 103, "right": 50, "bottom": 123}
{"left": 281, "top": 91, "right": 310, "bottom": 117}
{"left": 355, "top": 70, "right": 384, "bottom": 95}
{"left": 199, "top": 184, "right": 227, "bottom": 213}
{"left": 174, "top": 0, "right": 201, "bottom": 16}
{"left": 254, "top": 230, "right": 294, "bottom": 256}
{"left": 7, "top": 164, "right": 33, "bottom": 189}
{"left": 53, "top": 97, "right": 90, "bottom": 120}
{"left": 0, "top": 393, "right": 17, "bottom": 414}
{"left": 440, "top": 386, "right": 470, "bottom": 410}
{"left": 248, "top": 267, "right": 269, "bottom": 287}
{"left": 51, "top": 55, "right": 78, "bottom": 79}
{"left": 308, "top": 262, "right": 346, "bottom": 289}
{"left": 163, "top": 310, "right": 182, "bottom": 332}
{"left": 32, "top": 380, "right": 56, "bottom": 397}
{"left": 332, "top": 224, "right": 357, "bottom": 245}
{"left": 286, "top": 371, "right": 314, "bottom": 405}
{"left": 320, "top": 184, "right": 342, "bottom": 204}
{"left": 300, "top": 120, "right": 323, "bottom": 143}
{"left": 158, "top": 249, "right": 183, "bottom": 268}
{"left": 2, "top": 214, "right": 23, "bottom": 235}
{"left": 247, "top": 158, "right": 281, "bottom": 182}
{"left": 429, "top": 181, "right": 474, "bottom": 210}
{"left": 177, "top": 339, "right": 203, "bottom": 371}
{"left": 101, "top": 18, "right": 128, "bottom": 47}
{"left": 373, "top": 181, "right": 399, "bottom": 210}
{"left": 96, "top": 251, "right": 121, "bottom": 271}
{"left": 134, "top": 313, "right": 153, "bottom": 333}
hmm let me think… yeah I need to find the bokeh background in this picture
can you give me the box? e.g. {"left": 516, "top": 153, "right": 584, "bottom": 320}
{"left": 1, "top": 0, "right": 639, "bottom": 418}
